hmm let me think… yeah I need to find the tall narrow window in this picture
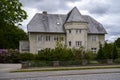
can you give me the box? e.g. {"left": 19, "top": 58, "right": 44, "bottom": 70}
{"left": 69, "top": 41, "right": 71, "bottom": 47}
{"left": 38, "top": 35, "right": 42, "bottom": 41}
{"left": 69, "top": 29, "right": 71, "bottom": 33}
{"left": 46, "top": 35, "right": 50, "bottom": 41}
{"left": 92, "top": 35, "right": 96, "bottom": 41}
{"left": 76, "top": 41, "right": 82, "bottom": 47}
{"left": 54, "top": 35, "right": 58, "bottom": 41}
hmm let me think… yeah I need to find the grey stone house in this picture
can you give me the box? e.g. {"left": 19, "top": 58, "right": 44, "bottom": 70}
{"left": 19, "top": 7, "right": 107, "bottom": 53}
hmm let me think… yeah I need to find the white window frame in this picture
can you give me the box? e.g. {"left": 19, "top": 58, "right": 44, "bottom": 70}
{"left": 91, "top": 48, "right": 97, "bottom": 53}
{"left": 54, "top": 35, "right": 58, "bottom": 41}
{"left": 76, "top": 29, "right": 81, "bottom": 34}
{"left": 68, "top": 29, "right": 71, "bottom": 33}
{"left": 69, "top": 41, "right": 71, "bottom": 47}
{"left": 92, "top": 35, "right": 97, "bottom": 41}
{"left": 76, "top": 41, "right": 82, "bottom": 47}
{"left": 46, "top": 35, "right": 50, "bottom": 41}
{"left": 38, "top": 35, "right": 43, "bottom": 41}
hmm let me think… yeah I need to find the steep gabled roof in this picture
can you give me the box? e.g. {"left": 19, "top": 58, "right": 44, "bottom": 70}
{"left": 82, "top": 15, "right": 107, "bottom": 34}
{"left": 27, "top": 7, "right": 107, "bottom": 34}
{"left": 66, "top": 7, "right": 86, "bottom": 22}
{"left": 27, "top": 13, "right": 67, "bottom": 33}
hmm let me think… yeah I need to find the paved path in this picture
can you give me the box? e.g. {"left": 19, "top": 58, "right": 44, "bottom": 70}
{"left": 0, "top": 68, "right": 120, "bottom": 80}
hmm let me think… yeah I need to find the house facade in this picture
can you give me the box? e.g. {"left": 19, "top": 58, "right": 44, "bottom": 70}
{"left": 21, "top": 7, "right": 107, "bottom": 54}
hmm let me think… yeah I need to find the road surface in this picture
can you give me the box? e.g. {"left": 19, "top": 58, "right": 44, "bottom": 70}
{"left": 0, "top": 69, "right": 120, "bottom": 80}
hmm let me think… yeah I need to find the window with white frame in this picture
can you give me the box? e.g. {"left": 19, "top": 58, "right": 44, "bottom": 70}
{"left": 46, "top": 35, "right": 50, "bottom": 41}
{"left": 76, "top": 29, "right": 81, "bottom": 34}
{"left": 54, "top": 35, "right": 58, "bottom": 41}
{"left": 92, "top": 35, "right": 97, "bottom": 41}
{"left": 38, "top": 35, "right": 43, "bottom": 41}
{"left": 68, "top": 29, "right": 71, "bottom": 33}
{"left": 69, "top": 41, "right": 71, "bottom": 47}
{"left": 76, "top": 41, "right": 82, "bottom": 47}
{"left": 91, "top": 48, "right": 97, "bottom": 53}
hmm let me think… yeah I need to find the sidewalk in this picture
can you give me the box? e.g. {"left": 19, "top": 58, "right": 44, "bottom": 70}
{"left": 12, "top": 64, "right": 120, "bottom": 72}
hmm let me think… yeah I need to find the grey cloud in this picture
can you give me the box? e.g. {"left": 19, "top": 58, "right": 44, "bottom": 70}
{"left": 20, "top": 0, "right": 80, "bottom": 12}
{"left": 85, "top": 2, "right": 110, "bottom": 15}
{"left": 104, "top": 24, "right": 120, "bottom": 35}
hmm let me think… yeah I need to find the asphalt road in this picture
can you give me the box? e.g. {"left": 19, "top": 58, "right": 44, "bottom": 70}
{"left": 0, "top": 69, "right": 120, "bottom": 80}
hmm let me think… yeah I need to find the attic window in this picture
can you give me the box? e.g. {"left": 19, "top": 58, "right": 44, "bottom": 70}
{"left": 57, "top": 22, "right": 60, "bottom": 25}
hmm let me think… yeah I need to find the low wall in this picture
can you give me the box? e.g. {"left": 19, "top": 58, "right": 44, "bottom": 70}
{"left": 0, "top": 64, "right": 21, "bottom": 71}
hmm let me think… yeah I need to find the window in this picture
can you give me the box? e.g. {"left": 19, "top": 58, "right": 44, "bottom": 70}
{"left": 69, "top": 41, "right": 71, "bottom": 46}
{"left": 46, "top": 35, "right": 50, "bottom": 41}
{"left": 92, "top": 35, "right": 96, "bottom": 41}
{"left": 76, "top": 29, "right": 81, "bottom": 34}
{"left": 38, "top": 35, "right": 42, "bottom": 41}
{"left": 76, "top": 41, "right": 82, "bottom": 47}
{"left": 68, "top": 29, "right": 71, "bottom": 33}
{"left": 91, "top": 48, "right": 97, "bottom": 53}
{"left": 54, "top": 35, "right": 58, "bottom": 41}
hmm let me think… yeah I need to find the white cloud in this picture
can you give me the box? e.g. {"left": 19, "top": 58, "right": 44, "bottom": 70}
{"left": 19, "top": 0, "right": 120, "bottom": 42}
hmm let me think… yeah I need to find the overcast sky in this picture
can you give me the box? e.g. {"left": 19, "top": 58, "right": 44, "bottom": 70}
{"left": 19, "top": 0, "right": 120, "bottom": 42}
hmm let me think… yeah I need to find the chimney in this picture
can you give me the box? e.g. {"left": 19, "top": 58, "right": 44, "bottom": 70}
{"left": 43, "top": 11, "right": 47, "bottom": 15}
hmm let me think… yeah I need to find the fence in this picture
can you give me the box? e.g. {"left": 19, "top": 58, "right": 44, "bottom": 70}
{"left": 21, "top": 60, "right": 120, "bottom": 68}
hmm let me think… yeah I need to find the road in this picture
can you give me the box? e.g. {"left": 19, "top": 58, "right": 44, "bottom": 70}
{"left": 0, "top": 69, "right": 120, "bottom": 80}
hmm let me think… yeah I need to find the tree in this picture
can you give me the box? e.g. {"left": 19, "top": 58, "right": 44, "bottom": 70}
{"left": 0, "top": 0, "right": 28, "bottom": 49}
{"left": 0, "top": 0, "right": 27, "bottom": 26}
{"left": 0, "top": 25, "right": 28, "bottom": 49}
{"left": 115, "top": 38, "right": 120, "bottom": 48}
{"left": 97, "top": 43, "right": 105, "bottom": 60}
{"left": 103, "top": 42, "right": 113, "bottom": 59}
{"left": 112, "top": 42, "right": 118, "bottom": 60}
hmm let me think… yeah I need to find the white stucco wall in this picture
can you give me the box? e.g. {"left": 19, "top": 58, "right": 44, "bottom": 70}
{"left": 29, "top": 33, "right": 65, "bottom": 53}
{"left": 64, "top": 22, "right": 88, "bottom": 49}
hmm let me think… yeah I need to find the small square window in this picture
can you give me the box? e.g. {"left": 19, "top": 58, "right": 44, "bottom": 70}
{"left": 91, "top": 48, "right": 97, "bottom": 53}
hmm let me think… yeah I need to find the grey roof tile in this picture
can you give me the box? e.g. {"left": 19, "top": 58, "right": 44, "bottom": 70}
{"left": 27, "top": 7, "right": 107, "bottom": 34}
{"left": 66, "top": 7, "right": 86, "bottom": 22}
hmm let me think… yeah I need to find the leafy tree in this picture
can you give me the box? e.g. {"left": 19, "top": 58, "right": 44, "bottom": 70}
{"left": 0, "top": 0, "right": 28, "bottom": 49}
{"left": 0, "top": 25, "right": 28, "bottom": 49}
{"left": 115, "top": 38, "right": 120, "bottom": 48}
{"left": 97, "top": 43, "right": 105, "bottom": 60}
{"left": 0, "top": 0, "right": 27, "bottom": 26}
{"left": 112, "top": 42, "right": 118, "bottom": 60}
{"left": 103, "top": 42, "right": 113, "bottom": 59}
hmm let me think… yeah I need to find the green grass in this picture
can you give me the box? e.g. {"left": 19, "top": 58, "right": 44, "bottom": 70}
{"left": 11, "top": 65, "right": 120, "bottom": 73}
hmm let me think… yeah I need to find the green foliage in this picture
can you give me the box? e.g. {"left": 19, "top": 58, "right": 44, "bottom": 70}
{"left": 97, "top": 43, "right": 105, "bottom": 60}
{"left": 0, "top": 25, "right": 28, "bottom": 49}
{"left": 103, "top": 42, "right": 113, "bottom": 59}
{"left": 84, "top": 51, "right": 96, "bottom": 61}
{"left": 115, "top": 38, "right": 120, "bottom": 48}
{"left": 112, "top": 42, "right": 118, "bottom": 60}
{"left": 19, "top": 53, "right": 34, "bottom": 61}
{"left": 0, "top": 0, "right": 27, "bottom": 26}
{"left": 0, "top": 0, "right": 28, "bottom": 49}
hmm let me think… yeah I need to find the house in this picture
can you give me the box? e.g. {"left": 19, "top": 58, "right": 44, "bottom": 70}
{"left": 20, "top": 7, "right": 107, "bottom": 54}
